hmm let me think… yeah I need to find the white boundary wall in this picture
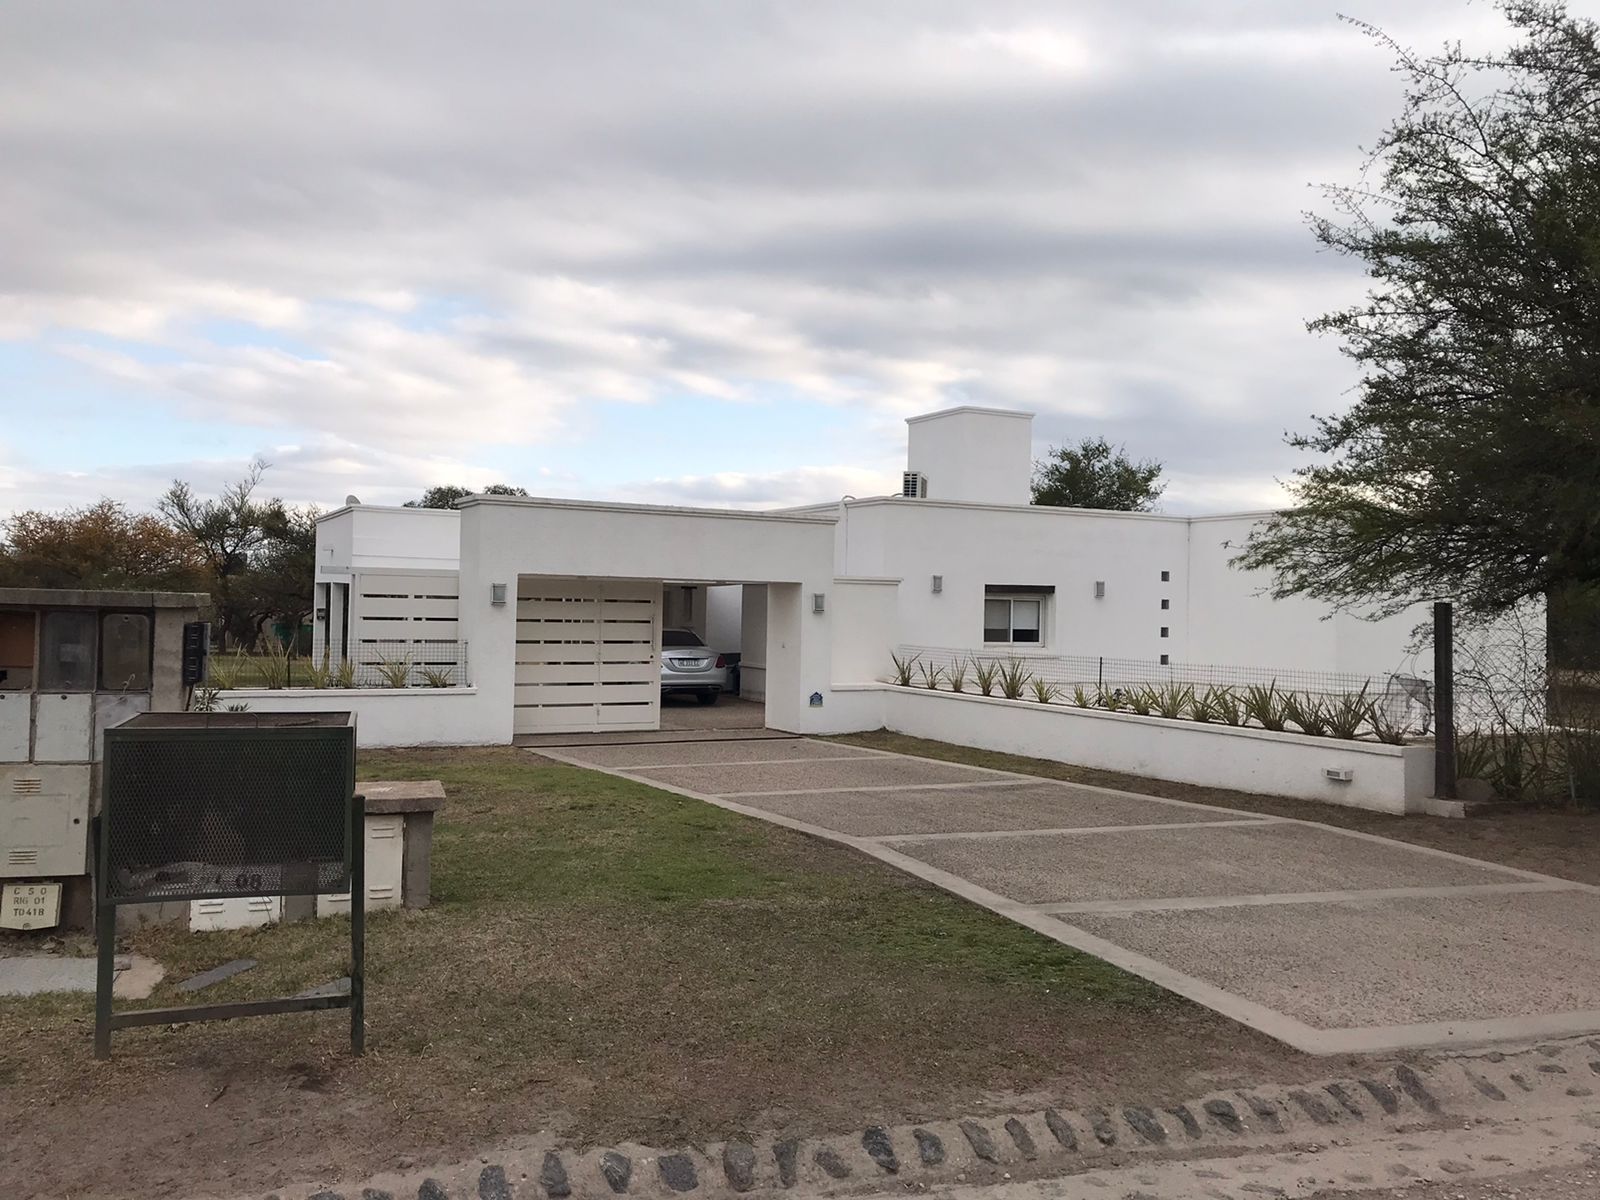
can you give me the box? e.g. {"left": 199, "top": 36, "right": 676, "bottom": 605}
{"left": 879, "top": 685, "right": 1433, "bottom": 814}
{"left": 214, "top": 688, "right": 497, "bottom": 749}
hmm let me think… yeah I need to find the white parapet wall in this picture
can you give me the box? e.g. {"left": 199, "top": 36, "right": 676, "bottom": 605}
{"left": 880, "top": 685, "right": 1434, "bottom": 814}
{"left": 214, "top": 688, "right": 496, "bottom": 749}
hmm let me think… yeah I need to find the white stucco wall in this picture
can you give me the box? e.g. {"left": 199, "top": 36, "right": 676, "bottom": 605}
{"left": 905, "top": 407, "right": 1035, "bottom": 506}
{"left": 1183, "top": 516, "right": 1430, "bottom": 680}
{"left": 215, "top": 688, "right": 496, "bottom": 748}
{"left": 457, "top": 498, "right": 844, "bottom": 736}
{"left": 882, "top": 686, "right": 1433, "bottom": 814}
{"left": 837, "top": 500, "right": 1191, "bottom": 663}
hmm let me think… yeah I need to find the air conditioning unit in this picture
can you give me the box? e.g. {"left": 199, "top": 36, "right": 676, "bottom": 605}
{"left": 901, "top": 471, "right": 928, "bottom": 499}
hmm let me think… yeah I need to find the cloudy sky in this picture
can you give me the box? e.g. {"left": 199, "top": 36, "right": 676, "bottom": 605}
{"left": 0, "top": 1, "right": 1518, "bottom": 518}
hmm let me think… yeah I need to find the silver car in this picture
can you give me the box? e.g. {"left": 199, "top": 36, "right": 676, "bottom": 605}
{"left": 660, "top": 629, "right": 731, "bottom": 704}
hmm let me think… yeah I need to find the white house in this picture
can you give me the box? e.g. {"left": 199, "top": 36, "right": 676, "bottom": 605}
{"left": 301, "top": 406, "right": 1436, "bottom": 744}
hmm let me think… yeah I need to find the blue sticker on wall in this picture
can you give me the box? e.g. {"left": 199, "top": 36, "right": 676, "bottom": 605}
{"left": 809, "top": 691, "right": 824, "bottom": 707}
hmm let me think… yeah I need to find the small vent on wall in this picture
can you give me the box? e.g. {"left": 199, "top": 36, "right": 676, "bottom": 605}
{"left": 7, "top": 848, "right": 38, "bottom": 866}
{"left": 901, "top": 471, "right": 928, "bottom": 499}
{"left": 11, "top": 778, "right": 42, "bottom": 795}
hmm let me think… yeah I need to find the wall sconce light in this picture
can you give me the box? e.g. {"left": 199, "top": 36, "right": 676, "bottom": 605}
{"left": 931, "top": 575, "right": 943, "bottom": 594}
{"left": 491, "top": 583, "right": 508, "bottom": 607}
{"left": 812, "top": 592, "right": 826, "bottom": 614}
{"left": 1094, "top": 581, "right": 1106, "bottom": 599}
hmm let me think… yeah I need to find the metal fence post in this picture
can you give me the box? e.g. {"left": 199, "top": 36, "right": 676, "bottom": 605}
{"left": 1434, "top": 601, "right": 1457, "bottom": 799}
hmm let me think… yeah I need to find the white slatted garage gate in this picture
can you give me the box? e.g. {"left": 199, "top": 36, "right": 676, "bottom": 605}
{"left": 514, "top": 578, "right": 661, "bottom": 734}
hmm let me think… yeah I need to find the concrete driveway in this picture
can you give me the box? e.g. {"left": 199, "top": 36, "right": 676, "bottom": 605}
{"left": 538, "top": 736, "right": 1600, "bottom": 1055}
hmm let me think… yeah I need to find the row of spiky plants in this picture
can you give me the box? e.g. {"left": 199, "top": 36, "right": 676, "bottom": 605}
{"left": 205, "top": 646, "right": 457, "bottom": 690}
{"left": 888, "top": 654, "right": 1408, "bottom": 743}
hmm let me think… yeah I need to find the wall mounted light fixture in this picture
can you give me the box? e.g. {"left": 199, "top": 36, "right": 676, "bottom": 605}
{"left": 812, "top": 592, "right": 826, "bottom": 614}
{"left": 491, "top": 583, "right": 508, "bottom": 607}
{"left": 931, "top": 575, "right": 943, "bottom": 594}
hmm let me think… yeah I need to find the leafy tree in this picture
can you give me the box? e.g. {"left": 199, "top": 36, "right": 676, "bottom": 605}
{"left": 247, "top": 504, "right": 320, "bottom": 649}
{"left": 159, "top": 461, "right": 284, "bottom": 649}
{"left": 1236, "top": 2, "right": 1600, "bottom": 622}
{"left": 405, "top": 483, "right": 529, "bottom": 509}
{"left": 1031, "top": 437, "right": 1165, "bottom": 511}
{"left": 0, "top": 499, "right": 205, "bottom": 591}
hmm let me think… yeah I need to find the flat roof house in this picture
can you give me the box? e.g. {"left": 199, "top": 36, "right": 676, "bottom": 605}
{"left": 301, "top": 407, "right": 1434, "bottom": 745}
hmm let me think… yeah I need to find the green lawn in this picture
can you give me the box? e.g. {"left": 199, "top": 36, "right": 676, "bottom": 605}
{"left": 1, "top": 747, "right": 1308, "bottom": 1199}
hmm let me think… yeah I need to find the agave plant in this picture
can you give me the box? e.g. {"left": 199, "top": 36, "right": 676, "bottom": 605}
{"left": 257, "top": 639, "right": 291, "bottom": 689}
{"left": 1210, "top": 685, "right": 1245, "bottom": 726}
{"left": 947, "top": 658, "right": 970, "bottom": 693}
{"left": 1127, "top": 686, "right": 1156, "bottom": 717}
{"left": 375, "top": 654, "right": 414, "bottom": 688}
{"left": 1369, "top": 707, "right": 1409, "bottom": 745}
{"left": 1152, "top": 681, "right": 1193, "bottom": 720}
{"left": 333, "top": 656, "right": 357, "bottom": 688}
{"left": 1188, "top": 687, "right": 1221, "bottom": 724}
{"left": 1283, "top": 692, "right": 1331, "bottom": 737}
{"left": 890, "top": 651, "right": 920, "bottom": 688}
{"left": 420, "top": 665, "right": 455, "bottom": 688}
{"left": 997, "top": 657, "right": 1031, "bottom": 700}
{"left": 1326, "top": 684, "right": 1374, "bottom": 740}
{"left": 972, "top": 658, "right": 1001, "bottom": 697}
{"left": 302, "top": 649, "right": 335, "bottom": 689}
{"left": 1071, "top": 684, "right": 1094, "bottom": 708}
{"left": 208, "top": 649, "right": 247, "bottom": 690}
{"left": 1243, "top": 682, "right": 1287, "bottom": 731}
{"left": 1098, "top": 686, "right": 1127, "bottom": 713}
{"left": 1029, "top": 677, "right": 1061, "bottom": 704}
{"left": 917, "top": 659, "right": 945, "bottom": 690}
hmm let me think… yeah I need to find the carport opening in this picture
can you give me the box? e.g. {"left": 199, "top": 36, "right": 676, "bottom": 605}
{"left": 659, "top": 583, "right": 766, "bottom": 732}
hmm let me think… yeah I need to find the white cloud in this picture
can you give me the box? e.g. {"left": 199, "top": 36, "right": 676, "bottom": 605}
{"left": 0, "top": 1, "right": 1520, "bottom": 512}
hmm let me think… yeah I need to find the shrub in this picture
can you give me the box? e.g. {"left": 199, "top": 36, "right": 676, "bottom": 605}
{"left": 1071, "top": 684, "right": 1094, "bottom": 708}
{"left": 1243, "top": 683, "right": 1287, "bottom": 731}
{"left": 258, "top": 640, "right": 291, "bottom": 689}
{"left": 947, "top": 659, "right": 970, "bottom": 693}
{"left": 189, "top": 685, "right": 223, "bottom": 712}
{"left": 1283, "top": 692, "right": 1331, "bottom": 737}
{"left": 917, "top": 660, "right": 944, "bottom": 690}
{"left": 208, "top": 649, "right": 247, "bottom": 690}
{"left": 997, "top": 657, "right": 1031, "bottom": 700}
{"left": 1097, "top": 686, "right": 1127, "bottom": 712}
{"left": 333, "top": 656, "right": 357, "bottom": 689}
{"left": 972, "top": 659, "right": 1001, "bottom": 697}
{"left": 891, "top": 651, "right": 920, "bottom": 688}
{"left": 1188, "top": 687, "right": 1221, "bottom": 724}
{"left": 1326, "top": 685, "right": 1374, "bottom": 740}
{"left": 1209, "top": 691, "right": 1248, "bottom": 729}
{"left": 1152, "top": 682, "right": 1192, "bottom": 720}
{"left": 1127, "top": 686, "right": 1156, "bottom": 717}
{"left": 303, "top": 650, "right": 335, "bottom": 690}
{"left": 1029, "top": 678, "right": 1061, "bottom": 704}
{"left": 420, "top": 665, "right": 455, "bottom": 688}
{"left": 375, "top": 655, "right": 414, "bottom": 688}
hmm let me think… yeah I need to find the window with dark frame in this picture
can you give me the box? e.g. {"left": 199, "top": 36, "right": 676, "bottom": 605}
{"left": 1160, "top": 570, "right": 1170, "bottom": 582}
{"left": 1160, "top": 598, "right": 1169, "bottom": 610}
{"left": 1160, "top": 626, "right": 1169, "bottom": 638}
{"left": 983, "top": 593, "right": 1045, "bottom": 644}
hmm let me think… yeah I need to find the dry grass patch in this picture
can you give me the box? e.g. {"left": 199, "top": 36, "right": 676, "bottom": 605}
{"left": 2, "top": 746, "right": 1316, "bottom": 1200}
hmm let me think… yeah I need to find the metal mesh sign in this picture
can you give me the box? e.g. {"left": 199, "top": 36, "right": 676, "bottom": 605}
{"left": 101, "top": 712, "right": 356, "bottom": 903}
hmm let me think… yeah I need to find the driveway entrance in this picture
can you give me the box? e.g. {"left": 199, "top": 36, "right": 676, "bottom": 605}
{"left": 541, "top": 737, "right": 1600, "bottom": 1056}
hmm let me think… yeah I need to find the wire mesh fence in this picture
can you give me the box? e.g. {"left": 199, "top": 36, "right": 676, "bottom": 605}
{"left": 893, "top": 643, "right": 1436, "bottom": 735}
{"left": 211, "top": 639, "right": 470, "bottom": 689}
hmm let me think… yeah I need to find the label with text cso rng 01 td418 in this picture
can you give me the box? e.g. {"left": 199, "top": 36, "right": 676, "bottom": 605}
{"left": 0, "top": 882, "right": 61, "bottom": 930}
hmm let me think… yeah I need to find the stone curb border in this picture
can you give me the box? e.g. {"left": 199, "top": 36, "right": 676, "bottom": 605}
{"left": 241, "top": 1040, "right": 1600, "bottom": 1200}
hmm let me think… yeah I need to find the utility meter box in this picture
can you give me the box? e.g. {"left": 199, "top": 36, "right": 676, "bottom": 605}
{"left": 1, "top": 764, "right": 92, "bottom": 877}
